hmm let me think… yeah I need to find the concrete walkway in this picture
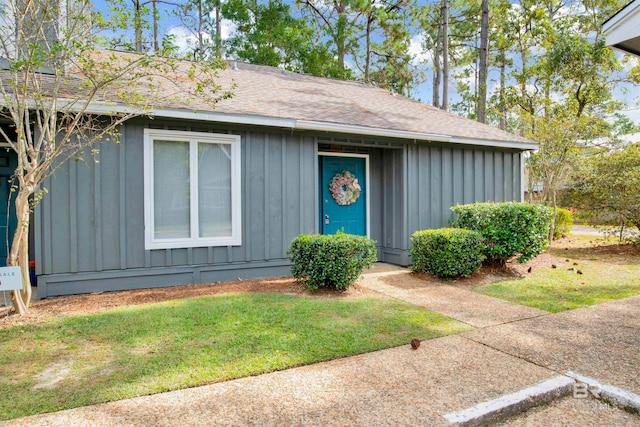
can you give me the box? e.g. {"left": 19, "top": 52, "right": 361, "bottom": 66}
{"left": 361, "top": 270, "right": 545, "bottom": 328}
{"left": 571, "top": 225, "right": 638, "bottom": 238}
{"left": 464, "top": 295, "right": 640, "bottom": 395}
{"left": 4, "top": 270, "right": 640, "bottom": 426}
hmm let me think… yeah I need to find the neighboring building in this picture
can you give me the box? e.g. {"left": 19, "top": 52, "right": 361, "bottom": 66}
{"left": 603, "top": 0, "right": 640, "bottom": 57}
{"left": 2, "top": 51, "right": 536, "bottom": 298}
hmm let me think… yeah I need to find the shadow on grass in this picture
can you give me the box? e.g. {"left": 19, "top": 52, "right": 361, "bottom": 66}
{"left": 0, "top": 293, "right": 471, "bottom": 420}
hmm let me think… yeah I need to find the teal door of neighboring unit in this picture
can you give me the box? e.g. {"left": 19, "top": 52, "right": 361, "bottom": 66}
{"left": 320, "top": 155, "right": 367, "bottom": 236}
{"left": 0, "top": 150, "right": 17, "bottom": 266}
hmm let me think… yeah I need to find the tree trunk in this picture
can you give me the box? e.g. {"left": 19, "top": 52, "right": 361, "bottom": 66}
{"left": 549, "top": 188, "right": 557, "bottom": 242}
{"left": 198, "top": 0, "right": 205, "bottom": 58}
{"left": 441, "top": 0, "right": 449, "bottom": 111}
{"left": 153, "top": 0, "right": 159, "bottom": 52}
{"left": 9, "top": 187, "right": 33, "bottom": 315}
{"left": 365, "top": 14, "right": 373, "bottom": 82}
{"left": 618, "top": 217, "right": 625, "bottom": 243}
{"left": 477, "top": 0, "right": 489, "bottom": 123}
{"left": 499, "top": 55, "right": 506, "bottom": 130}
{"left": 433, "top": 18, "right": 441, "bottom": 108}
{"left": 215, "top": 0, "right": 222, "bottom": 58}
{"left": 335, "top": 2, "right": 348, "bottom": 72}
{"left": 519, "top": 50, "right": 527, "bottom": 137}
{"left": 134, "top": 0, "right": 143, "bottom": 52}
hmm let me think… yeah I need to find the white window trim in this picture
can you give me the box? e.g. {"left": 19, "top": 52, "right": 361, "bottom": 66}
{"left": 143, "top": 129, "right": 242, "bottom": 250}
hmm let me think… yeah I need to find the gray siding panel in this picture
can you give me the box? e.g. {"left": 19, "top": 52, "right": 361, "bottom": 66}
{"left": 494, "top": 152, "right": 504, "bottom": 201}
{"left": 100, "top": 142, "right": 121, "bottom": 271}
{"left": 50, "top": 165, "right": 71, "bottom": 274}
{"left": 77, "top": 159, "right": 96, "bottom": 272}
{"left": 125, "top": 124, "right": 146, "bottom": 269}
{"left": 430, "top": 147, "right": 442, "bottom": 229}
{"left": 485, "top": 152, "right": 495, "bottom": 201}
{"left": 403, "top": 144, "right": 524, "bottom": 254}
{"left": 35, "top": 117, "right": 526, "bottom": 296}
{"left": 369, "top": 149, "right": 383, "bottom": 246}
{"left": 380, "top": 148, "right": 406, "bottom": 250}
{"left": 474, "top": 150, "right": 485, "bottom": 202}
{"left": 300, "top": 138, "right": 316, "bottom": 235}
{"left": 37, "top": 121, "right": 322, "bottom": 296}
{"left": 248, "top": 132, "right": 266, "bottom": 261}
{"left": 68, "top": 161, "right": 78, "bottom": 273}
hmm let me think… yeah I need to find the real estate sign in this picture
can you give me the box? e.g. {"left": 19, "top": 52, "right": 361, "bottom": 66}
{"left": 0, "top": 267, "right": 22, "bottom": 290}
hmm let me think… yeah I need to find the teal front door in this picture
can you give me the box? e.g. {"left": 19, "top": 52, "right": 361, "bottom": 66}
{"left": 0, "top": 150, "right": 17, "bottom": 266}
{"left": 320, "top": 155, "right": 367, "bottom": 236}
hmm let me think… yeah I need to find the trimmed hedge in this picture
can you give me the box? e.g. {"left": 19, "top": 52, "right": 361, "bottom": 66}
{"left": 410, "top": 228, "right": 485, "bottom": 278}
{"left": 451, "top": 202, "right": 552, "bottom": 263}
{"left": 553, "top": 208, "right": 573, "bottom": 239}
{"left": 287, "top": 232, "right": 377, "bottom": 291}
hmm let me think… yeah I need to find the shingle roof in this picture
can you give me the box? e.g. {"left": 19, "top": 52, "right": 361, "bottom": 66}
{"left": 210, "top": 61, "right": 535, "bottom": 147}
{"left": 1, "top": 50, "right": 536, "bottom": 149}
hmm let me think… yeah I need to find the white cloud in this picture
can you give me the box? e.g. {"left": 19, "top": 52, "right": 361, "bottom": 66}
{"left": 620, "top": 108, "right": 640, "bottom": 126}
{"left": 167, "top": 19, "right": 237, "bottom": 57}
{"left": 408, "top": 33, "right": 431, "bottom": 67}
{"left": 220, "top": 19, "right": 237, "bottom": 40}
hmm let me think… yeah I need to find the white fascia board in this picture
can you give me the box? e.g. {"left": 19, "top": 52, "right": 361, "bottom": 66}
{"left": 448, "top": 136, "right": 538, "bottom": 150}
{"left": 296, "top": 119, "right": 451, "bottom": 142}
{"left": 603, "top": 0, "right": 640, "bottom": 44}
{"left": 297, "top": 119, "right": 537, "bottom": 150}
{"left": 27, "top": 99, "right": 538, "bottom": 150}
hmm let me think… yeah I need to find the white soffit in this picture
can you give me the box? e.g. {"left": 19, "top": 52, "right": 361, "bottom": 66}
{"left": 603, "top": 0, "right": 640, "bottom": 56}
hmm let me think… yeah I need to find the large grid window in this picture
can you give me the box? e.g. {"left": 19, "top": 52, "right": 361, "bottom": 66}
{"left": 144, "top": 129, "right": 241, "bottom": 249}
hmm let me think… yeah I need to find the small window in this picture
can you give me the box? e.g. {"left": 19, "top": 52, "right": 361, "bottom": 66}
{"left": 144, "top": 129, "right": 241, "bottom": 249}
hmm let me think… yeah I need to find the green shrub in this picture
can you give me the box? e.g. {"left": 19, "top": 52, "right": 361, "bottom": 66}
{"left": 287, "top": 232, "right": 377, "bottom": 291}
{"left": 410, "top": 228, "right": 485, "bottom": 278}
{"left": 451, "top": 202, "right": 552, "bottom": 264}
{"left": 552, "top": 208, "right": 573, "bottom": 239}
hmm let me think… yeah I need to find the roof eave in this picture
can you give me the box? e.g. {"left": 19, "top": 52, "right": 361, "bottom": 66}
{"left": 603, "top": 0, "right": 640, "bottom": 56}
{"left": 296, "top": 119, "right": 537, "bottom": 150}
{"left": 602, "top": 0, "right": 640, "bottom": 30}
{"left": 64, "top": 100, "right": 541, "bottom": 151}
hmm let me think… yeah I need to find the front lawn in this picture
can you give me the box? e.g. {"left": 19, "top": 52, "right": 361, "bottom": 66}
{"left": 0, "top": 292, "right": 471, "bottom": 420}
{"left": 475, "top": 238, "right": 640, "bottom": 312}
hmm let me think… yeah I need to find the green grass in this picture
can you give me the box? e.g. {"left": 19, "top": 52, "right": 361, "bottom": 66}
{"left": 0, "top": 293, "right": 471, "bottom": 420}
{"left": 475, "top": 243, "right": 640, "bottom": 312}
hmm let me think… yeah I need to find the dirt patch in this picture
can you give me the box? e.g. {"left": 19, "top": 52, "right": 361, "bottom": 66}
{"left": 567, "top": 243, "right": 640, "bottom": 256}
{"left": 397, "top": 252, "right": 566, "bottom": 290}
{"left": 551, "top": 237, "right": 640, "bottom": 262}
{"left": 0, "top": 277, "right": 372, "bottom": 330}
{"left": 32, "top": 360, "right": 72, "bottom": 390}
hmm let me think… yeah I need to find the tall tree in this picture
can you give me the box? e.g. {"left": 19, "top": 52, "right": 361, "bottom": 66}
{"left": 518, "top": 0, "right": 624, "bottom": 236}
{"left": 297, "top": 0, "right": 365, "bottom": 79}
{"left": 368, "top": 0, "right": 418, "bottom": 95}
{"left": 477, "top": 0, "right": 489, "bottom": 122}
{"left": 441, "top": 0, "right": 449, "bottom": 110}
{"left": 573, "top": 143, "right": 640, "bottom": 233}
{"left": 223, "top": 0, "right": 343, "bottom": 77}
{"left": 103, "top": 0, "right": 179, "bottom": 53}
{"left": 0, "top": 0, "right": 227, "bottom": 313}
{"left": 174, "top": 0, "right": 224, "bottom": 59}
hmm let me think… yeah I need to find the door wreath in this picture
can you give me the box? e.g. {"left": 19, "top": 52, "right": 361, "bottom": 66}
{"left": 329, "top": 170, "right": 361, "bottom": 206}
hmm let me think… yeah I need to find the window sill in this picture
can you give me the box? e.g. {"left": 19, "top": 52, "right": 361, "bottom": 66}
{"left": 145, "top": 238, "right": 242, "bottom": 250}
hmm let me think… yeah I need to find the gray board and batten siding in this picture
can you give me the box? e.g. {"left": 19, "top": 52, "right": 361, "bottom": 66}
{"left": 35, "top": 119, "right": 523, "bottom": 297}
